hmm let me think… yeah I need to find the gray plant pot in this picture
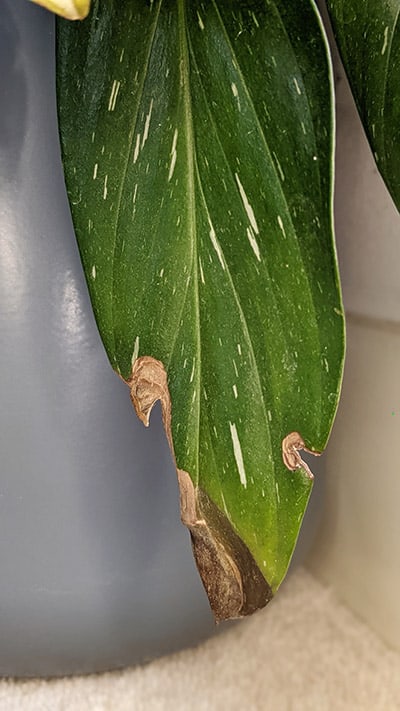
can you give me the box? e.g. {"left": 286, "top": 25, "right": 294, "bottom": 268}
{"left": 0, "top": 0, "right": 324, "bottom": 677}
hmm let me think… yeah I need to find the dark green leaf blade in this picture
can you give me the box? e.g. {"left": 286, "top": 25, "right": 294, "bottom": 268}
{"left": 327, "top": 0, "right": 400, "bottom": 211}
{"left": 57, "top": 0, "right": 344, "bottom": 619}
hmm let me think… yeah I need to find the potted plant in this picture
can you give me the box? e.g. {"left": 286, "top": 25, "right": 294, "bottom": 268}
{"left": 1, "top": 0, "right": 397, "bottom": 675}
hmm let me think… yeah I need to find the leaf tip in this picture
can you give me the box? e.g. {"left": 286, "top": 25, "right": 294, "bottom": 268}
{"left": 126, "top": 355, "right": 273, "bottom": 621}
{"left": 178, "top": 469, "right": 273, "bottom": 622}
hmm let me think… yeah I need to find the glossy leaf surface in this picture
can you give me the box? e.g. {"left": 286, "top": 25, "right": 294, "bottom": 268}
{"left": 327, "top": 0, "right": 400, "bottom": 211}
{"left": 57, "top": 0, "right": 344, "bottom": 618}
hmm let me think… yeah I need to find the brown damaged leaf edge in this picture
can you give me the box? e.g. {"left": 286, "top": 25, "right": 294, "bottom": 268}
{"left": 282, "top": 432, "right": 321, "bottom": 480}
{"left": 126, "top": 355, "right": 273, "bottom": 622}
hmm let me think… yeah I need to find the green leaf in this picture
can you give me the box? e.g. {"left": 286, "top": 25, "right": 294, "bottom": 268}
{"left": 327, "top": 0, "right": 400, "bottom": 212}
{"left": 57, "top": 0, "right": 344, "bottom": 620}
{"left": 29, "top": 0, "right": 91, "bottom": 19}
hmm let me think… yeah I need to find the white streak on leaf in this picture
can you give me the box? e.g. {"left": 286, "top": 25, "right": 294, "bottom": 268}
{"left": 235, "top": 173, "right": 259, "bottom": 234}
{"left": 199, "top": 257, "right": 205, "bottom": 284}
{"left": 103, "top": 175, "right": 108, "bottom": 200}
{"left": 272, "top": 151, "right": 285, "bottom": 181}
{"left": 293, "top": 77, "right": 302, "bottom": 95}
{"left": 197, "top": 10, "right": 205, "bottom": 30}
{"left": 91, "top": 265, "right": 96, "bottom": 280}
{"left": 108, "top": 79, "right": 121, "bottom": 112}
{"left": 133, "top": 134, "right": 141, "bottom": 164}
{"left": 141, "top": 99, "right": 154, "bottom": 149}
{"left": 208, "top": 217, "right": 225, "bottom": 270}
{"left": 93, "top": 163, "right": 98, "bottom": 180}
{"left": 190, "top": 357, "right": 196, "bottom": 383}
{"left": 229, "top": 422, "right": 247, "bottom": 488}
{"left": 131, "top": 336, "right": 140, "bottom": 367}
{"left": 246, "top": 226, "right": 261, "bottom": 261}
{"left": 168, "top": 128, "right": 178, "bottom": 182}
{"left": 233, "top": 384, "right": 238, "bottom": 399}
{"left": 382, "top": 25, "right": 389, "bottom": 55}
{"left": 277, "top": 215, "right": 286, "bottom": 237}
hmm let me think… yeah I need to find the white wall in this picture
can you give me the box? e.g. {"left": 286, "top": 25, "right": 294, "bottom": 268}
{"left": 307, "top": 46, "right": 400, "bottom": 650}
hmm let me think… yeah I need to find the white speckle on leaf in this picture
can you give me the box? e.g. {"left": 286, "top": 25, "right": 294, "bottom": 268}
{"left": 277, "top": 215, "right": 286, "bottom": 237}
{"left": 229, "top": 422, "right": 247, "bottom": 488}
{"left": 272, "top": 151, "right": 285, "bottom": 182}
{"left": 131, "top": 336, "right": 140, "bottom": 366}
{"left": 293, "top": 77, "right": 302, "bottom": 95}
{"left": 133, "top": 133, "right": 141, "bottom": 164}
{"left": 159, "top": 267, "right": 164, "bottom": 278}
{"left": 197, "top": 10, "right": 205, "bottom": 30}
{"left": 142, "top": 99, "right": 154, "bottom": 149}
{"left": 199, "top": 257, "right": 205, "bottom": 284}
{"left": 190, "top": 358, "right": 196, "bottom": 383}
{"left": 235, "top": 173, "right": 259, "bottom": 234}
{"left": 208, "top": 217, "right": 225, "bottom": 270}
{"left": 108, "top": 79, "right": 121, "bottom": 112}
{"left": 382, "top": 25, "right": 389, "bottom": 55}
{"left": 168, "top": 128, "right": 178, "bottom": 181}
{"left": 91, "top": 265, "right": 96, "bottom": 280}
{"left": 246, "top": 226, "right": 261, "bottom": 261}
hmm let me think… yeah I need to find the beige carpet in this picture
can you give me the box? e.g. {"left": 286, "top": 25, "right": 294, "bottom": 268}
{"left": 0, "top": 568, "right": 399, "bottom": 710}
